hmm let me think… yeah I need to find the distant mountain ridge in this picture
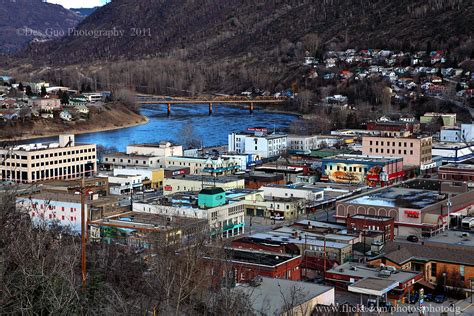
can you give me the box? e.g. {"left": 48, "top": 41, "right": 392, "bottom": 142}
{"left": 22, "top": 0, "right": 474, "bottom": 64}
{"left": 0, "top": 0, "right": 81, "bottom": 53}
{"left": 70, "top": 7, "right": 99, "bottom": 17}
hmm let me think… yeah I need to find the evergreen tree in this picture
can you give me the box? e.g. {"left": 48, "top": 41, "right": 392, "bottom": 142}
{"left": 40, "top": 85, "right": 47, "bottom": 97}
{"left": 25, "top": 85, "right": 33, "bottom": 96}
{"left": 60, "top": 92, "right": 69, "bottom": 105}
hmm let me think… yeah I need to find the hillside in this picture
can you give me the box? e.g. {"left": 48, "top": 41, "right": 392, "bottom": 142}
{"left": 0, "top": 0, "right": 81, "bottom": 54}
{"left": 11, "top": 0, "right": 474, "bottom": 94}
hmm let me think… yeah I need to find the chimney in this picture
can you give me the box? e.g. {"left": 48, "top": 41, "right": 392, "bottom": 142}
{"left": 398, "top": 245, "right": 401, "bottom": 250}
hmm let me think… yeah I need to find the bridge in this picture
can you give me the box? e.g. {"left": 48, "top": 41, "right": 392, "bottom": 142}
{"left": 137, "top": 95, "right": 287, "bottom": 115}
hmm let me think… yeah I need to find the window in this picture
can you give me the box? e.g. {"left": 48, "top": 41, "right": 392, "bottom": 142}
{"left": 431, "top": 263, "right": 437, "bottom": 277}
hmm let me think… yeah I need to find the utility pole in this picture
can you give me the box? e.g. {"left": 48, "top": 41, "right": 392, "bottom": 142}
{"left": 80, "top": 177, "right": 87, "bottom": 291}
{"left": 447, "top": 194, "right": 452, "bottom": 231}
{"left": 323, "top": 235, "right": 327, "bottom": 281}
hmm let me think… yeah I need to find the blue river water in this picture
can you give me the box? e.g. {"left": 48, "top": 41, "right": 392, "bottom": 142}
{"left": 24, "top": 104, "right": 299, "bottom": 151}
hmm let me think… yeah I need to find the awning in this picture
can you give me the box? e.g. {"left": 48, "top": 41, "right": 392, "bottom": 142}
{"left": 416, "top": 279, "right": 436, "bottom": 290}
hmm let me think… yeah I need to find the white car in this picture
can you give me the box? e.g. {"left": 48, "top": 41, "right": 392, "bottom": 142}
{"left": 270, "top": 215, "right": 285, "bottom": 221}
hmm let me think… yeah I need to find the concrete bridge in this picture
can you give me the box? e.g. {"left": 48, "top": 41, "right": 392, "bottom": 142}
{"left": 137, "top": 96, "right": 287, "bottom": 115}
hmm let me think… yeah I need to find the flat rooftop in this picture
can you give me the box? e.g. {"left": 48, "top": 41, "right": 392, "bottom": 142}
{"left": 104, "top": 152, "right": 155, "bottom": 159}
{"left": 234, "top": 277, "right": 333, "bottom": 315}
{"left": 327, "top": 262, "right": 420, "bottom": 284}
{"left": 227, "top": 248, "right": 298, "bottom": 266}
{"left": 349, "top": 277, "right": 398, "bottom": 293}
{"left": 432, "top": 142, "right": 473, "bottom": 149}
{"left": 344, "top": 187, "right": 442, "bottom": 209}
{"left": 425, "top": 230, "right": 474, "bottom": 248}
{"left": 249, "top": 232, "right": 350, "bottom": 249}
{"left": 440, "top": 163, "right": 474, "bottom": 171}
{"left": 263, "top": 183, "right": 324, "bottom": 193}
{"left": 350, "top": 214, "right": 394, "bottom": 221}
{"left": 294, "top": 220, "right": 346, "bottom": 230}
{"left": 272, "top": 226, "right": 356, "bottom": 243}
{"left": 323, "top": 154, "right": 402, "bottom": 164}
{"left": 165, "top": 175, "right": 243, "bottom": 183}
{"left": 90, "top": 211, "right": 206, "bottom": 231}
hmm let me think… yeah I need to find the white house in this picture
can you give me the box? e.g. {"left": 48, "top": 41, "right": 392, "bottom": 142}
{"left": 440, "top": 124, "right": 474, "bottom": 143}
{"left": 287, "top": 135, "right": 343, "bottom": 153}
{"left": 60, "top": 110, "right": 72, "bottom": 121}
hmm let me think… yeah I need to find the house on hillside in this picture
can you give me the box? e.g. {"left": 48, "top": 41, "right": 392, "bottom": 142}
{"left": 60, "top": 110, "right": 72, "bottom": 121}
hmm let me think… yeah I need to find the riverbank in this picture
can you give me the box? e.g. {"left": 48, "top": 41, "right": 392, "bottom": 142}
{"left": 0, "top": 103, "right": 148, "bottom": 142}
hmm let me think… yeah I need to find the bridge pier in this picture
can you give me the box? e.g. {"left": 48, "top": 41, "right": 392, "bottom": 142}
{"left": 249, "top": 102, "right": 254, "bottom": 114}
{"left": 209, "top": 103, "right": 213, "bottom": 115}
{"left": 167, "top": 103, "right": 171, "bottom": 116}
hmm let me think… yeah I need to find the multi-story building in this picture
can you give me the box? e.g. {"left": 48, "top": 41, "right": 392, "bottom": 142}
{"left": 133, "top": 188, "right": 245, "bottom": 239}
{"left": 228, "top": 128, "right": 287, "bottom": 159}
{"left": 440, "top": 123, "right": 474, "bottom": 142}
{"left": 346, "top": 214, "right": 395, "bottom": 241}
{"left": 321, "top": 154, "right": 404, "bottom": 186}
{"left": 165, "top": 156, "right": 240, "bottom": 176}
{"left": 16, "top": 192, "right": 123, "bottom": 234}
{"left": 438, "top": 163, "right": 474, "bottom": 182}
{"left": 0, "top": 135, "right": 96, "bottom": 183}
{"left": 361, "top": 134, "right": 432, "bottom": 167}
{"left": 163, "top": 175, "right": 245, "bottom": 195}
{"left": 420, "top": 112, "right": 456, "bottom": 127}
{"left": 126, "top": 141, "right": 183, "bottom": 157}
{"left": 112, "top": 167, "right": 164, "bottom": 189}
{"left": 102, "top": 152, "right": 164, "bottom": 170}
{"left": 286, "top": 135, "right": 342, "bottom": 153}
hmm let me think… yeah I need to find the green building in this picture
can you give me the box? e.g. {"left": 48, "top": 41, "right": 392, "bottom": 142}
{"left": 198, "top": 187, "right": 226, "bottom": 208}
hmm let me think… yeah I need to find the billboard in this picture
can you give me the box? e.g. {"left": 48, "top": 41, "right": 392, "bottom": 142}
{"left": 323, "top": 162, "right": 383, "bottom": 184}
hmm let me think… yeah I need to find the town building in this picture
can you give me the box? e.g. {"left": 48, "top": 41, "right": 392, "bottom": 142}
{"left": 439, "top": 123, "right": 474, "bottom": 143}
{"left": 321, "top": 154, "right": 404, "bottom": 186}
{"left": 112, "top": 167, "right": 164, "bottom": 189}
{"left": 438, "top": 163, "right": 474, "bottom": 183}
{"left": 102, "top": 152, "right": 164, "bottom": 170}
{"left": 244, "top": 172, "right": 285, "bottom": 189}
{"left": 0, "top": 135, "right": 96, "bottom": 183}
{"left": 89, "top": 211, "right": 209, "bottom": 247}
{"left": 163, "top": 175, "right": 244, "bottom": 195}
{"left": 233, "top": 277, "right": 335, "bottom": 315}
{"left": 165, "top": 156, "right": 241, "bottom": 176}
{"left": 28, "top": 98, "right": 61, "bottom": 112}
{"left": 206, "top": 248, "right": 302, "bottom": 282}
{"left": 369, "top": 240, "right": 474, "bottom": 291}
{"left": 286, "top": 135, "right": 343, "bottom": 154}
{"left": 336, "top": 180, "right": 474, "bottom": 237}
{"left": 133, "top": 188, "right": 245, "bottom": 239}
{"left": 325, "top": 262, "right": 422, "bottom": 301}
{"left": 228, "top": 128, "right": 287, "bottom": 159}
{"left": 346, "top": 214, "right": 395, "bottom": 241}
{"left": 16, "top": 192, "right": 123, "bottom": 234}
{"left": 40, "top": 177, "right": 109, "bottom": 196}
{"left": 432, "top": 142, "right": 474, "bottom": 163}
{"left": 126, "top": 141, "right": 183, "bottom": 157}
{"left": 361, "top": 134, "right": 432, "bottom": 167}
{"left": 106, "top": 174, "right": 143, "bottom": 195}
{"left": 367, "top": 116, "right": 420, "bottom": 134}
{"left": 420, "top": 112, "right": 456, "bottom": 127}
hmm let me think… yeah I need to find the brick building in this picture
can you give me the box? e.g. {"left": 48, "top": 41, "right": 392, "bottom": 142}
{"left": 346, "top": 214, "right": 395, "bottom": 241}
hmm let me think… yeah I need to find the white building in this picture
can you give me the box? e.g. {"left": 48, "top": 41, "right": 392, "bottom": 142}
{"left": 163, "top": 175, "right": 245, "bottom": 195}
{"left": 261, "top": 184, "right": 325, "bottom": 203}
{"left": 228, "top": 129, "right": 287, "bottom": 159}
{"left": 287, "top": 135, "right": 343, "bottom": 153}
{"left": 0, "top": 135, "right": 96, "bottom": 183}
{"left": 133, "top": 193, "right": 246, "bottom": 239}
{"left": 126, "top": 142, "right": 183, "bottom": 157}
{"left": 440, "top": 124, "right": 474, "bottom": 142}
{"left": 103, "top": 153, "right": 164, "bottom": 169}
{"left": 165, "top": 156, "right": 240, "bottom": 175}
{"left": 16, "top": 193, "right": 88, "bottom": 234}
{"left": 106, "top": 174, "right": 143, "bottom": 195}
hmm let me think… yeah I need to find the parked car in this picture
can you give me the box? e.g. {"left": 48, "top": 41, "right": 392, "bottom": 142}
{"left": 270, "top": 215, "right": 285, "bottom": 221}
{"left": 407, "top": 235, "right": 419, "bottom": 243}
{"left": 410, "top": 293, "right": 419, "bottom": 304}
{"left": 144, "top": 189, "right": 155, "bottom": 193}
{"left": 424, "top": 293, "right": 433, "bottom": 302}
{"left": 434, "top": 295, "right": 446, "bottom": 303}
{"left": 135, "top": 191, "right": 144, "bottom": 195}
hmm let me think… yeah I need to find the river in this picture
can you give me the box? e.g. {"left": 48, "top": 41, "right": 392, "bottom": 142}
{"left": 23, "top": 104, "right": 299, "bottom": 151}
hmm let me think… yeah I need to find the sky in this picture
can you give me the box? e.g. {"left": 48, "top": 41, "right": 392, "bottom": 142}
{"left": 47, "top": 0, "right": 107, "bottom": 9}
